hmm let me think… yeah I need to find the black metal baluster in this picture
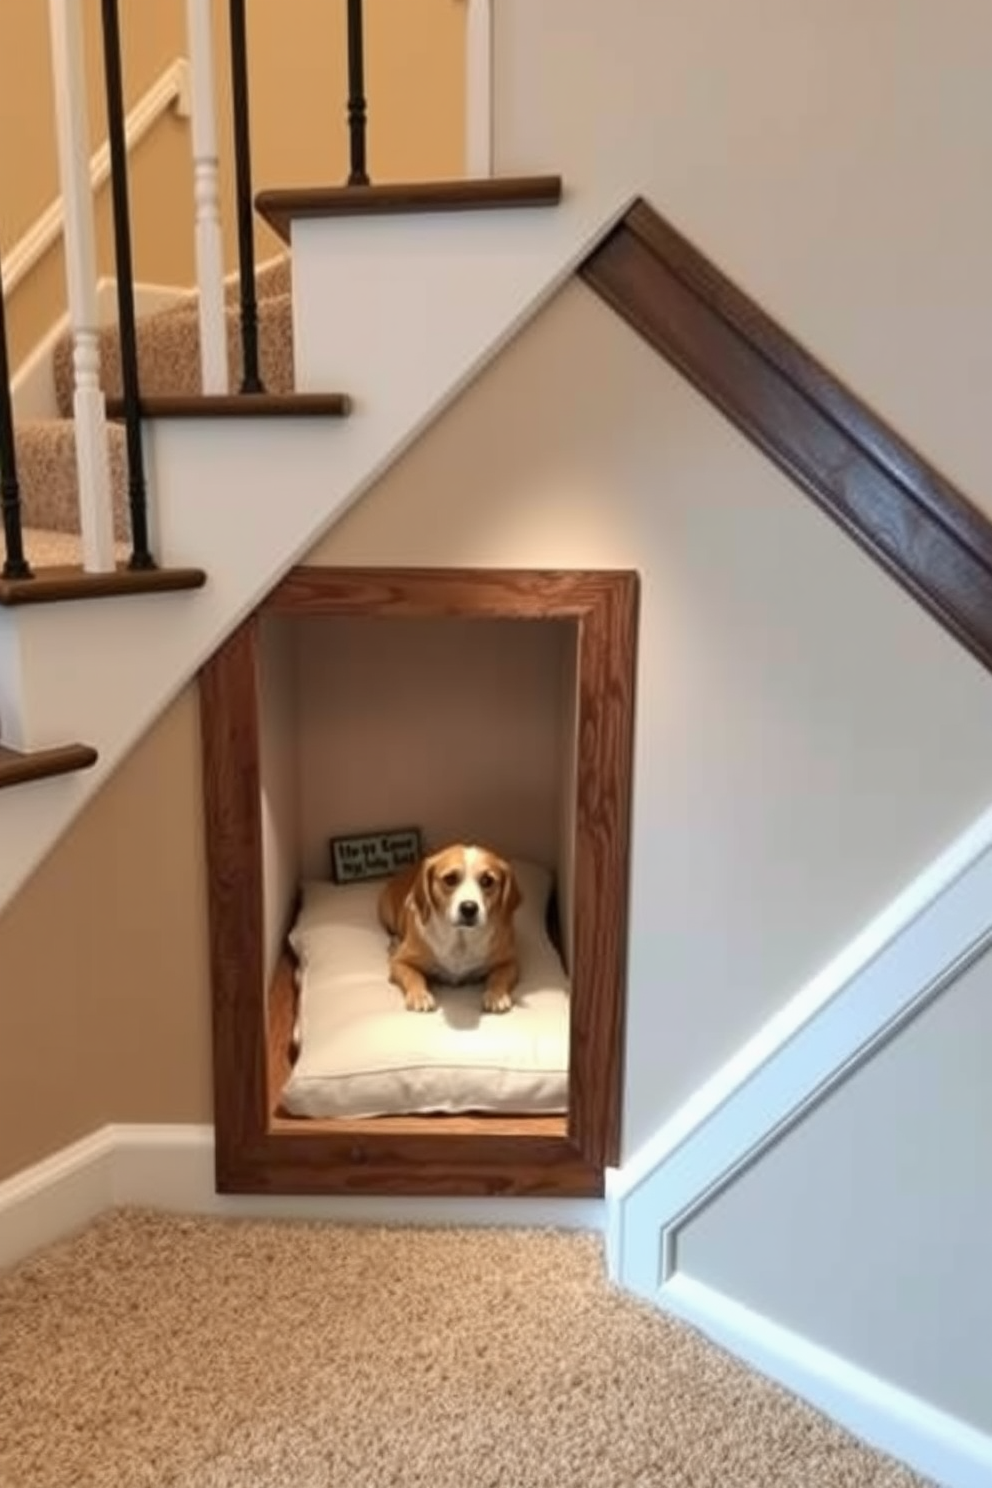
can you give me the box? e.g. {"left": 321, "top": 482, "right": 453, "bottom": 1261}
{"left": 0, "top": 244, "right": 31, "bottom": 581}
{"left": 100, "top": 0, "right": 155, "bottom": 570}
{"left": 229, "top": 0, "right": 263, "bottom": 393}
{"left": 346, "top": 0, "right": 370, "bottom": 185}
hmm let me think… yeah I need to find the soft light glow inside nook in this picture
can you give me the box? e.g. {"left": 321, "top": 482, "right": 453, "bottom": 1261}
{"left": 471, "top": 475, "right": 634, "bottom": 566}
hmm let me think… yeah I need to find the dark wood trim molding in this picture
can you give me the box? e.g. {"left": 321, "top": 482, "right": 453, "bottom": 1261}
{"left": 581, "top": 200, "right": 992, "bottom": 673}
{"left": 0, "top": 742, "right": 98, "bottom": 790}
{"left": 105, "top": 393, "right": 352, "bottom": 421}
{"left": 0, "top": 564, "right": 207, "bottom": 607}
{"left": 256, "top": 176, "right": 563, "bottom": 243}
{"left": 200, "top": 566, "right": 637, "bottom": 1196}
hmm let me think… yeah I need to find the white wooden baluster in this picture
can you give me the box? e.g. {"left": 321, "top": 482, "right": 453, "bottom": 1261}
{"left": 465, "top": 0, "right": 494, "bottom": 177}
{"left": 186, "top": 0, "right": 228, "bottom": 394}
{"left": 47, "top": 0, "right": 115, "bottom": 572}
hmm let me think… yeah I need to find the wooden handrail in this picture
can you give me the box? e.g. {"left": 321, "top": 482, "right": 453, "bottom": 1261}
{"left": 581, "top": 199, "right": 992, "bottom": 675}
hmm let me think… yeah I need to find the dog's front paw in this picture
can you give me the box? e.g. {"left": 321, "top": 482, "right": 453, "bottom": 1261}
{"left": 404, "top": 986, "right": 437, "bottom": 1013}
{"left": 482, "top": 987, "right": 513, "bottom": 1015}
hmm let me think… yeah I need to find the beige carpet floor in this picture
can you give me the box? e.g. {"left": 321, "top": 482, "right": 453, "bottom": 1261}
{"left": 0, "top": 1210, "right": 930, "bottom": 1488}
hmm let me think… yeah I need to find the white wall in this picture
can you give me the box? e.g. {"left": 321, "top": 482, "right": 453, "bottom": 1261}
{"left": 493, "top": 0, "right": 992, "bottom": 522}
{"left": 677, "top": 942, "right": 992, "bottom": 1438}
{"left": 305, "top": 278, "right": 992, "bottom": 1160}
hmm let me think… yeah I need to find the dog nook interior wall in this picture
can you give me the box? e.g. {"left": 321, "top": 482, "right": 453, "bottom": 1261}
{"left": 258, "top": 613, "right": 579, "bottom": 974}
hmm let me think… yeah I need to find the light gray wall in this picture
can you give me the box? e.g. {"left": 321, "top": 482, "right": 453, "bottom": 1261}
{"left": 678, "top": 945, "right": 992, "bottom": 1435}
{"left": 305, "top": 280, "right": 992, "bottom": 1158}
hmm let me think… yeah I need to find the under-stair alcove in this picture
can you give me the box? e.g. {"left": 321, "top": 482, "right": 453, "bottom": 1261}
{"left": 200, "top": 566, "right": 638, "bottom": 1196}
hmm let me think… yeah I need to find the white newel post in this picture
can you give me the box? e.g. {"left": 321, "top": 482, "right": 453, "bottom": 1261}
{"left": 186, "top": 0, "right": 228, "bottom": 393}
{"left": 47, "top": 0, "right": 115, "bottom": 572}
{"left": 465, "top": 0, "right": 494, "bottom": 178}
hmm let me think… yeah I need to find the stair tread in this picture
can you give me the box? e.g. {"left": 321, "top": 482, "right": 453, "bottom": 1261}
{"left": 255, "top": 175, "right": 563, "bottom": 242}
{"left": 104, "top": 392, "right": 352, "bottom": 420}
{"left": 0, "top": 742, "right": 98, "bottom": 790}
{"left": 0, "top": 564, "right": 207, "bottom": 607}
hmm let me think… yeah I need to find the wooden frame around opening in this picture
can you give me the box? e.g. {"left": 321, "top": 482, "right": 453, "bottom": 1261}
{"left": 200, "top": 567, "right": 638, "bottom": 1196}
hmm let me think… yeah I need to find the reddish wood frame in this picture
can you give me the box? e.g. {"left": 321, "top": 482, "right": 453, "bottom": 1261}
{"left": 199, "top": 567, "right": 638, "bottom": 1196}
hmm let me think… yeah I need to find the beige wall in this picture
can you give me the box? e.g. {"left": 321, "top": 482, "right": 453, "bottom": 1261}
{"left": 2, "top": 0, "right": 465, "bottom": 364}
{"left": 294, "top": 616, "right": 571, "bottom": 876}
{"left": 0, "top": 687, "right": 212, "bottom": 1179}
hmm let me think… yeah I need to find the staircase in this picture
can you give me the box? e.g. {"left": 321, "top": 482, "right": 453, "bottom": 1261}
{"left": 0, "top": 148, "right": 615, "bottom": 916}
{"left": 3, "top": 0, "right": 992, "bottom": 926}
{"left": 12, "top": 256, "right": 294, "bottom": 567}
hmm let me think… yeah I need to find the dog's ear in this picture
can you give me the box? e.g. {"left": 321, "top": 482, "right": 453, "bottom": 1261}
{"left": 411, "top": 857, "right": 437, "bottom": 922}
{"left": 501, "top": 862, "right": 522, "bottom": 917}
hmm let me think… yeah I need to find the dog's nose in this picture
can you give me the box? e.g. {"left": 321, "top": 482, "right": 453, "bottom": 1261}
{"left": 459, "top": 900, "right": 480, "bottom": 924}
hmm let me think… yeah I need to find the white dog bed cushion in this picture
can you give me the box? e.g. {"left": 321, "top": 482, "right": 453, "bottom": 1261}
{"left": 280, "top": 859, "right": 570, "bottom": 1119}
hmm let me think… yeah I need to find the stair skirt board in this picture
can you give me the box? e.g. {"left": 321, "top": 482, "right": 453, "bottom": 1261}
{"left": 198, "top": 566, "right": 637, "bottom": 1198}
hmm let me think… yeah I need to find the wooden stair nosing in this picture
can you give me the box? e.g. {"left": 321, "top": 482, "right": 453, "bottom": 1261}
{"left": 579, "top": 201, "right": 992, "bottom": 676}
{"left": 0, "top": 565, "right": 207, "bottom": 607}
{"left": 104, "top": 392, "right": 352, "bottom": 421}
{"left": 255, "top": 174, "right": 563, "bottom": 243}
{"left": 0, "top": 742, "right": 98, "bottom": 790}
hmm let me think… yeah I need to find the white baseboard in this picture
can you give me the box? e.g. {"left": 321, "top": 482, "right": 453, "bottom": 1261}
{"left": 0, "top": 1122, "right": 603, "bottom": 1272}
{"left": 663, "top": 1274, "right": 992, "bottom": 1488}
{"left": 600, "top": 806, "right": 992, "bottom": 1488}
{"left": 0, "top": 1128, "right": 114, "bottom": 1271}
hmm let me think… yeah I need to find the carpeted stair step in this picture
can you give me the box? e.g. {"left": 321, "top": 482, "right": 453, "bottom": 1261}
{"left": 9, "top": 257, "right": 295, "bottom": 567}
{"left": 13, "top": 419, "right": 129, "bottom": 541}
{"left": 18, "top": 526, "right": 130, "bottom": 567}
{"left": 224, "top": 254, "right": 292, "bottom": 304}
{"left": 52, "top": 292, "right": 295, "bottom": 418}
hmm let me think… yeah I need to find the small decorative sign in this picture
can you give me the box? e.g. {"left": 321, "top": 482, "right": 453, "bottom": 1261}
{"left": 329, "top": 827, "right": 423, "bottom": 884}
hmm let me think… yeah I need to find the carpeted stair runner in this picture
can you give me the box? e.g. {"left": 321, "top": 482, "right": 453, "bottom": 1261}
{"left": 10, "top": 255, "right": 294, "bottom": 570}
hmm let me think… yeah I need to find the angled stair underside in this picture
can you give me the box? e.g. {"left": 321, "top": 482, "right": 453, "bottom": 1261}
{"left": 581, "top": 200, "right": 992, "bottom": 674}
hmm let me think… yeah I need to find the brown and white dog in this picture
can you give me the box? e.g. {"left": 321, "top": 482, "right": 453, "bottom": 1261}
{"left": 378, "top": 844, "right": 521, "bottom": 1014}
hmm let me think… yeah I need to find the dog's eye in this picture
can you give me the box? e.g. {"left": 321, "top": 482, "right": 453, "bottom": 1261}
{"left": 441, "top": 870, "right": 461, "bottom": 889}
{"left": 479, "top": 873, "right": 496, "bottom": 891}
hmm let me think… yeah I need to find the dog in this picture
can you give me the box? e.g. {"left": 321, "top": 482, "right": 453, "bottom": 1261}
{"left": 378, "top": 844, "right": 521, "bottom": 1014}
